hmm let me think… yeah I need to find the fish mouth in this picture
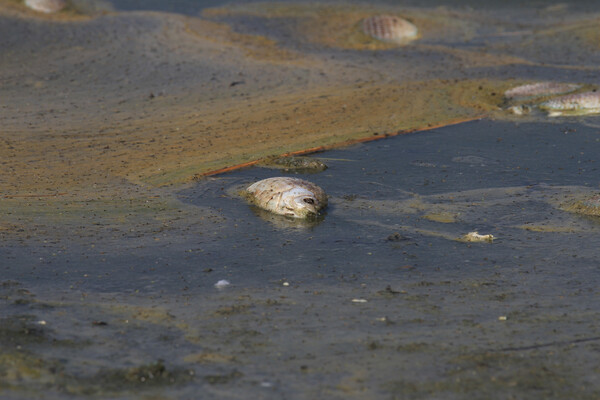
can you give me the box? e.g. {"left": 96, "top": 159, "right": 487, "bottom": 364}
{"left": 282, "top": 206, "right": 315, "bottom": 218}
{"left": 293, "top": 209, "right": 318, "bottom": 219}
{"left": 301, "top": 205, "right": 319, "bottom": 218}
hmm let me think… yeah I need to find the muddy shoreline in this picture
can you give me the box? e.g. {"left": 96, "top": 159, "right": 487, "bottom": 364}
{"left": 2, "top": 1, "right": 600, "bottom": 398}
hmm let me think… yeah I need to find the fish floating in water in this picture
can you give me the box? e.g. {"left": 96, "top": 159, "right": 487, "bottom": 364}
{"left": 504, "top": 82, "right": 581, "bottom": 100}
{"left": 539, "top": 91, "right": 600, "bottom": 117}
{"left": 459, "top": 231, "right": 494, "bottom": 243}
{"left": 502, "top": 82, "right": 600, "bottom": 117}
{"left": 362, "top": 15, "right": 418, "bottom": 45}
{"left": 245, "top": 177, "right": 327, "bottom": 218}
{"left": 24, "top": 0, "right": 66, "bottom": 13}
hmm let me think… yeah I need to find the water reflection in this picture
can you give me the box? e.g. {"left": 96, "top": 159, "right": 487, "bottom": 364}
{"left": 249, "top": 205, "right": 326, "bottom": 229}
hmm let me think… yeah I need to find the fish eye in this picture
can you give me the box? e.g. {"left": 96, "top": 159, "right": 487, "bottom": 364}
{"left": 303, "top": 198, "right": 315, "bottom": 205}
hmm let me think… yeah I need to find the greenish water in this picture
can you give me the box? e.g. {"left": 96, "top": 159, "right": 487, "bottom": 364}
{"left": 3, "top": 119, "right": 600, "bottom": 399}
{"left": 2, "top": 0, "right": 600, "bottom": 398}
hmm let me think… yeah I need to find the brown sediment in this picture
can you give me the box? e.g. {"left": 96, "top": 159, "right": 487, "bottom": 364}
{"left": 183, "top": 17, "right": 304, "bottom": 63}
{"left": 202, "top": 2, "right": 482, "bottom": 51}
{"left": 198, "top": 114, "right": 483, "bottom": 177}
{"left": 561, "top": 195, "right": 600, "bottom": 217}
{"left": 2, "top": 193, "right": 67, "bottom": 198}
{"left": 518, "top": 224, "right": 578, "bottom": 233}
{"left": 136, "top": 79, "right": 502, "bottom": 186}
{"left": 0, "top": 1, "right": 569, "bottom": 235}
{"left": 0, "top": 73, "right": 506, "bottom": 196}
{"left": 422, "top": 212, "right": 458, "bottom": 224}
{"left": 529, "top": 16, "right": 600, "bottom": 50}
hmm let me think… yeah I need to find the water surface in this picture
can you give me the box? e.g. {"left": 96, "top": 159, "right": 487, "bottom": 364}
{"left": 3, "top": 119, "right": 600, "bottom": 399}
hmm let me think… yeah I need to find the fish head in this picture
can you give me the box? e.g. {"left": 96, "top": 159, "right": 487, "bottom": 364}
{"left": 281, "top": 187, "right": 322, "bottom": 218}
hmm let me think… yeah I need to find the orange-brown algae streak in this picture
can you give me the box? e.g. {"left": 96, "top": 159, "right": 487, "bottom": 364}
{"left": 138, "top": 79, "right": 506, "bottom": 186}
{"left": 0, "top": 78, "right": 506, "bottom": 195}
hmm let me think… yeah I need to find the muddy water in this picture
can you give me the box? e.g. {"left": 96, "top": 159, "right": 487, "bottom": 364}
{"left": 3, "top": 119, "right": 600, "bottom": 399}
{"left": 1, "top": 0, "right": 600, "bottom": 398}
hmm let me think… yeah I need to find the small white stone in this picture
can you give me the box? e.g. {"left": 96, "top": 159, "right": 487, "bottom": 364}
{"left": 214, "top": 280, "right": 230, "bottom": 289}
{"left": 498, "top": 315, "right": 507, "bottom": 321}
{"left": 351, "top": 298, "right": 368, "bottom": 303}
{"left": 282, "top": 282, "right": 290, "bottom": 287}
{"left": 36, "top": 320, "right": 47, "bottom": 325}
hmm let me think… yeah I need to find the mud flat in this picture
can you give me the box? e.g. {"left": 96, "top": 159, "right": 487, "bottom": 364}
{"left": 2, "top": 118, "right": 600, "bottom": 399}
{"left": 1, "top": 0, "right": 600, "bottom": 398}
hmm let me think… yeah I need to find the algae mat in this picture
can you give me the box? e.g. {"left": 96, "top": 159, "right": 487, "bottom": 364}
{"left": 2, "top": 119, "right": 600, "bottom": 399}
{"left": 3, "top": 0, "right": 600, "bottom": 208}
{"left": 2, "top": 0, "right": 600, "bottom": 398}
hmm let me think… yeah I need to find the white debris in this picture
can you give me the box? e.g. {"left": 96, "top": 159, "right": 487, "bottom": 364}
{"left": 214, "top": 280, "right": 230, "bottom": 289}
{"left": 36, "top": 320, "right": 47, "bottom": 325}
{"left": 282, "top": 281, "right": 290, "bottom": 287}
{"left": 351, "top": 298, "right": 368, "bottom": 303}
{"left": 498, "top": 315, "right": 507, "bottom": 321}
{"left": 460, "top": 231, "right": 494, "bottom": 243}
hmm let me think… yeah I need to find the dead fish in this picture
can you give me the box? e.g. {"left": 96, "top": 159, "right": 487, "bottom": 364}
{"left": 458, "top": 231, "right": 494, "bottom": 243}
{"left": 362, "top": 15, "right": 418, "bottom": 44}
{"left": 504, "top": 82, "right": 581, "bottom": 100}
{"left": 245, "top": 177, "right": 327, "bottom": 218}
{"left": 539, "top": 91, "right": 600, "bottom": 116}
{"left": 24, "top": 0, "right": 67, "bottom": 13}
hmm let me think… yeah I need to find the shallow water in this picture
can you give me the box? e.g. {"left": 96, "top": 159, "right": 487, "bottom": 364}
{"left": 2, "top": 0, "right": 600, "bottom": 398}
{"left": 3, "top": 119, "right": 600, "bottom": 399}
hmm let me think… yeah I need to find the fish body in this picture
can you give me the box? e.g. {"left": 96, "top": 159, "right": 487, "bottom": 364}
{"left": 24, "top": 0, "right": 67, "bottom": 13}
{"left": 246, "top": 177, "right": 327, "bottom": 218}
{"left": 459, "top": 231, "right": 494, "bottom": 243}
{"left": 362, "top": 15, "right": 418, "bottom": 44}
{"left": 539, "top": 91, "right": 600, "bottom": 116}
{"left": 504, "top": 82, "right": 581, "bottom": 100}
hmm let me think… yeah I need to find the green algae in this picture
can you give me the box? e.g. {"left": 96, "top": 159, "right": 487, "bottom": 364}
{"left": 0, "top": 351, "right": 194, "bottom": 396}
{"left": 257, "top": 156, "right": 328, "bottom": 173}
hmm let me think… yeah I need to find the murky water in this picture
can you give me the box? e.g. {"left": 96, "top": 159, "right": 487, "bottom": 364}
{"left": 3, "top": 119, "right": 600, "bottom": 399}
{"left": 2, "top": 0, "right": 600, "bottom": 398}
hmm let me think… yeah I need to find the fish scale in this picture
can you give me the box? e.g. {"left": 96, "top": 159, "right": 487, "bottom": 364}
{"left": 246, "top": 177, "right": 327, "bottom": 218}
{"left": 362, "top": 15, "right": 418, "bottom": 44}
